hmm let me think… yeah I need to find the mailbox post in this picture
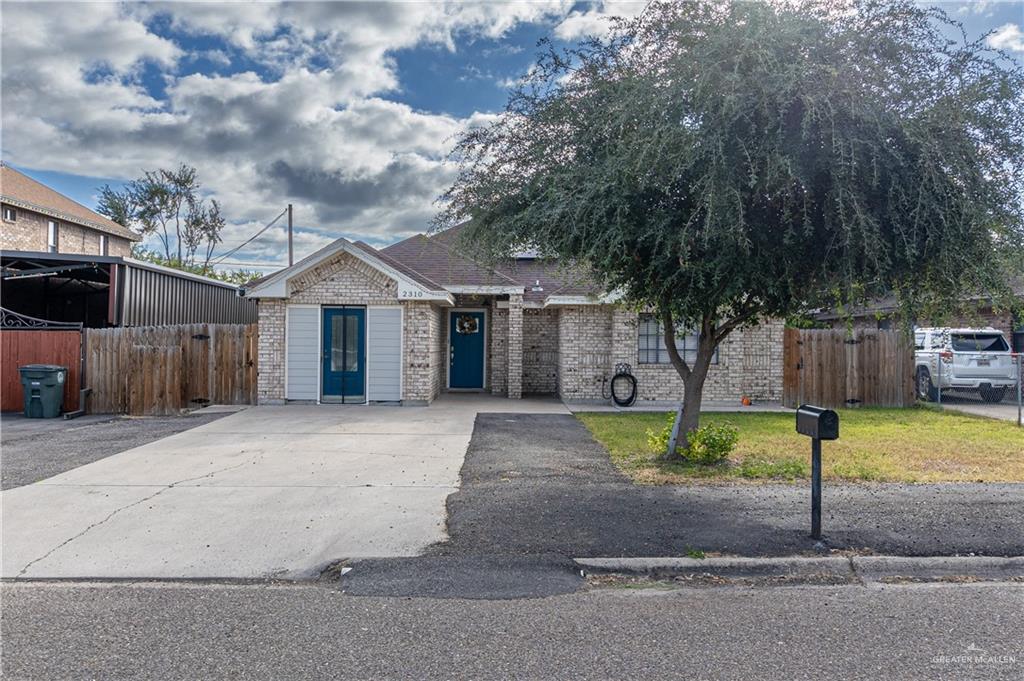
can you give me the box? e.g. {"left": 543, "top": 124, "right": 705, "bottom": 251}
{"left": 796, "top": 405, "right": 839, "bottom": 540}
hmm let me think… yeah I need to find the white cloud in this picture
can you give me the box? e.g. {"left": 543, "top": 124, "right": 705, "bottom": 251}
{"left": 554, "top": 1, "right": 646, "bottom": 40}
{"left": 987, "top": 23, "right": 1024, "bottom": 53}
{"left": 957, "top": 1, "right": 994, "bottom": 16}
{"left": 1, "top": 1, "right": 584, "bottom": 267}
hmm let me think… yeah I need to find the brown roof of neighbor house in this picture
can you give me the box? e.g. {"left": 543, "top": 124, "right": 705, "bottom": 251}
{"left": 0, "top": 164, "right": 141, "bottom": 241}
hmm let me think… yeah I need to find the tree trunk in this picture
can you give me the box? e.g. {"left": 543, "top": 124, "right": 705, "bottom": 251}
{"left": 661, "top": 352, "right": 712, "bottom": 461}
{"left": 660, "top": 309, "right": 717, "bottom": 461}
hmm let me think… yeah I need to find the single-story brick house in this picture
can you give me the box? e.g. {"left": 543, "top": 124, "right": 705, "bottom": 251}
{"left": 246, "top": 226, "right": 783, "bottom": 405}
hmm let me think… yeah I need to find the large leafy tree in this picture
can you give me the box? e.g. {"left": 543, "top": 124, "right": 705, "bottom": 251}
{"left": 437, "top": 0, "right": 1024, "bottom": 458}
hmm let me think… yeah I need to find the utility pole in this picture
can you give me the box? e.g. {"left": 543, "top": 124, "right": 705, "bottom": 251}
{"left": 287, "top": 204, "right": 293, "bottom": 266}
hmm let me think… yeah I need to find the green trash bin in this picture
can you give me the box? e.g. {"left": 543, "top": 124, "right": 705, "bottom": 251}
{"left": 19, "top": 364, "right": 68, "bottom": 418}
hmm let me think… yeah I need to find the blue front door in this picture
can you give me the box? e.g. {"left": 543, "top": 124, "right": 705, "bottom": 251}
{"left": 449, "top": 311, "right": 485, "bottom": 389}
{"left": 322, "top": 307, "right": 365, "bottom": 402}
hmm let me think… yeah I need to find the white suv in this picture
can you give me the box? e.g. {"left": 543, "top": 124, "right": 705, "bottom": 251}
{"left": 914, "top": 327, "right": 1017, "bottom": 403}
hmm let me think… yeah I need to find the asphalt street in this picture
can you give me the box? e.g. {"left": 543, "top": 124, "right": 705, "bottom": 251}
{"left": 2, "top": 581, "right": 1021, "bottom": 680}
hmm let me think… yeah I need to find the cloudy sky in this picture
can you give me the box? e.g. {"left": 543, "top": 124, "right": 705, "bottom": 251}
{"left": 2, "top": 1, "right": 1022, "bottom": 272}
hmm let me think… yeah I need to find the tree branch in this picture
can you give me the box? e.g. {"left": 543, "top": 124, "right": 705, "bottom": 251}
{"left": 660, "top": 300, "right": 691, "bottom": 382}
{"left": 713, "top": 304, "right": 759, "bottom": 344}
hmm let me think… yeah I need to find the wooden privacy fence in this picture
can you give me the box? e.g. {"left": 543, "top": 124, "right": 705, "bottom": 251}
{"left": 85, "top": 324, "right": 257, "bottom": 415}
{"left": 783, "top": 328, "right": 915, "bottom": 409}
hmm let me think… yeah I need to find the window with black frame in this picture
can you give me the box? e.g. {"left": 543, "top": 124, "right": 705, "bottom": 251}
{"left": 637, "top": 313, "right": 718, "bottom": 364}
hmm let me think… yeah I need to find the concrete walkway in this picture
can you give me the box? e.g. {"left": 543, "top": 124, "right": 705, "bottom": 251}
{"left": 1, "top": 395, "right": 567, "bottom": 580}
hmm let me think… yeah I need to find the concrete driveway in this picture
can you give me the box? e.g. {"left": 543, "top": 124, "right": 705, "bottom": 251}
{"left": 1, "top": 395, "right": 567, "bottom": 580}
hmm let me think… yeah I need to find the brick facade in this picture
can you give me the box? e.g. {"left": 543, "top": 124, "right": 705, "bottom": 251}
{"left": 556, "top": 305, "right": 784, "bottom": 403}
{"left": 557, "top": 305, "right": 613, "bottom": 400}
{"left": 255, "top": 247, "right": 788, "bottom": 406}
{"left": 255, "top": 249, "right": 446, "bottom": 405}
{"left": 522, "top": 308, "right": 559, "bottom": 394}
{"left": 288, "top": 251, "right": 400, "bottom": 305}
{"left": 403, "top": 302, "right": 443, "bottom": 404}
{"left": 490, "top": 307, "right": 509, "bottom": 395}
{"left": 506, "top": 294, "right": 523, "bottom": 399}
{"left": 1, "top": 204, "right": 132, "bottom": 256}
{"left": 257, "top": 299, "right": 286, "bottom": 403}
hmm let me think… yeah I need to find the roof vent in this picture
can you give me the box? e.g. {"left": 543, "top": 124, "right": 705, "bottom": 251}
{"left": 531, "top": 279, "right": 543, "bottom": 292}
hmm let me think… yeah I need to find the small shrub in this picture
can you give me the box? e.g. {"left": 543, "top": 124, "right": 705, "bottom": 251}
{"left": 646, "top": 413, "right": 675, "bottom": 453}
{"left": 646, "top": 414, "right": 739, "bottom": 465}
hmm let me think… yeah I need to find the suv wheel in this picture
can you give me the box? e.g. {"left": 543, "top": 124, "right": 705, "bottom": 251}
{"left": 916, "top": 367, "right": 938, "bottom": 402}
{"left": 979, "top": 386, "right": 1006, "bottom": 403}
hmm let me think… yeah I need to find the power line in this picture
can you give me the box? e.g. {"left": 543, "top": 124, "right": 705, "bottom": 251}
{"left": 211, "top": 260, "right": 288, "bottom": 268}
{"left": 210, "top": 208, "right": 288, "bottom": 267}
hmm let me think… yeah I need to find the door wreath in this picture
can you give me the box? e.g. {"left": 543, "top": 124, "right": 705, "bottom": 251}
{"left": 456, "top": 315, "right": 479, "bottom": 334}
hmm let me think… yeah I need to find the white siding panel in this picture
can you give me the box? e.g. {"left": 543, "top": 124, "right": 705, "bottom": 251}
{"left": 368, "top": 307, "right": 402, "bottom": 401}
{"left": 287, "top": 306, "right": 320, "bottom": 400}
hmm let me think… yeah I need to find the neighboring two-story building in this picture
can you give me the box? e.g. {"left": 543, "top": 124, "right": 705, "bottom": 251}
{"left": 1, "top": 163, "right": 140, "bottom": 256}
{"left": 1, "top": 163, "right": 255, "bottom": 327}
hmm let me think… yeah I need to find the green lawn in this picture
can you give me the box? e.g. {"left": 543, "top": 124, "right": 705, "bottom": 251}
{"left": 576, "top": 407, "right": 1024, "bottom": 484}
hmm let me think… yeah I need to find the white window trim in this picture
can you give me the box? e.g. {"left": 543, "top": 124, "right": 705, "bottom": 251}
{"left": 47, "top": 220, "right": 58, "bottom": 252}
{"left": 2, "top": 206, "right": 16, "bottom": 222}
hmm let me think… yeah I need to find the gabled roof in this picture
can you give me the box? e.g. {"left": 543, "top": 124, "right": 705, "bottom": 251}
{"left": 381, "top": 227, "right": 605, "bottom": 303}
{"left": 245, "top": 224, "right": 611, "bottom": 306}
{"left": 381, "top": 233, "right": 523, "bottom": 290}
{"left": 0, "top": 164, "right": 141, "bottom": 242}
{"left": 350, "top": 240, "right": 445, "bottom": 291}
{"left": 244, "top": 235, "right": 453, "bottom": 303}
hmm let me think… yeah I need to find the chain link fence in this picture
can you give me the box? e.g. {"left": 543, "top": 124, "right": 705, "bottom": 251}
{"left": 914, "top": 328, "right": 1023, "bottom": 426}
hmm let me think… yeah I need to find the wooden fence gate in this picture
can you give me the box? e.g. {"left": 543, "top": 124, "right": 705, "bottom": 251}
{"left": 783, "top": 328, "right": 915, "bottom": 409}
{"left": 85, "top": 323, "right": 257, "bottom": 415}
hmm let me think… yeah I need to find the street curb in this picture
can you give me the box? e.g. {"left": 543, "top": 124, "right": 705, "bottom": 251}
{"left": 854, "top": 556, "right": 1024, "bottom": 583}
{"left": 574, "top": 556, "right": 1024, "bottom": 585}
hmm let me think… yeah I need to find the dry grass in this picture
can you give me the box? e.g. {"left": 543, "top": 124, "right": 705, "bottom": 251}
{"left": 576, "top": 407, "right": 1024, "bottom": 484}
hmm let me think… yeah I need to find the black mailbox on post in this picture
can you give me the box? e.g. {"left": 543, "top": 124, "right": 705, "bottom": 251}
{"left": 796, "top": 405, "right": 839, "bottom": 440}
{"left": 796, "top": 404, "right": 840, "bottom": 541}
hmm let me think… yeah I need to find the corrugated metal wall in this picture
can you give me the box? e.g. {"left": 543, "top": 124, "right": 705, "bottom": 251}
{"left": 121, "top": 264, "right": 256, "bottom": 326}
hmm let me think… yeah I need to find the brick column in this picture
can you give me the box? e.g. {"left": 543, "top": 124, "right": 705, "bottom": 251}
{"left": 256, "top": 300, "right": 286, "bottom": 404}
{"left": 506, "top": 294, "right": 523, "bottom": 399}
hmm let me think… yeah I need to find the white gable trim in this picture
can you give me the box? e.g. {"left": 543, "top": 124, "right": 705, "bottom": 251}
{"left": 245, "top": 237, "right": 454, "bottom": 304}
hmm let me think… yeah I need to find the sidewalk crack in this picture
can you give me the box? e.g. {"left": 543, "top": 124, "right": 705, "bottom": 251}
{"left": 14, "top": 457, "right": 260, "bottom": 578}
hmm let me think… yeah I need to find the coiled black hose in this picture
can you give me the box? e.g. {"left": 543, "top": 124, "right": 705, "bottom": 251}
{"left": 606, "top": 363, "right": 637, "bottom": 407}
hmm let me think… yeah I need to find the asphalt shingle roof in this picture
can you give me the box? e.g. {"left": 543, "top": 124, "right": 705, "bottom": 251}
{"left": 378, "top": 227, "right": 601, "bottom": 301}
{"left": 0, "top": 164, "right": 141, "bottom": 242}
